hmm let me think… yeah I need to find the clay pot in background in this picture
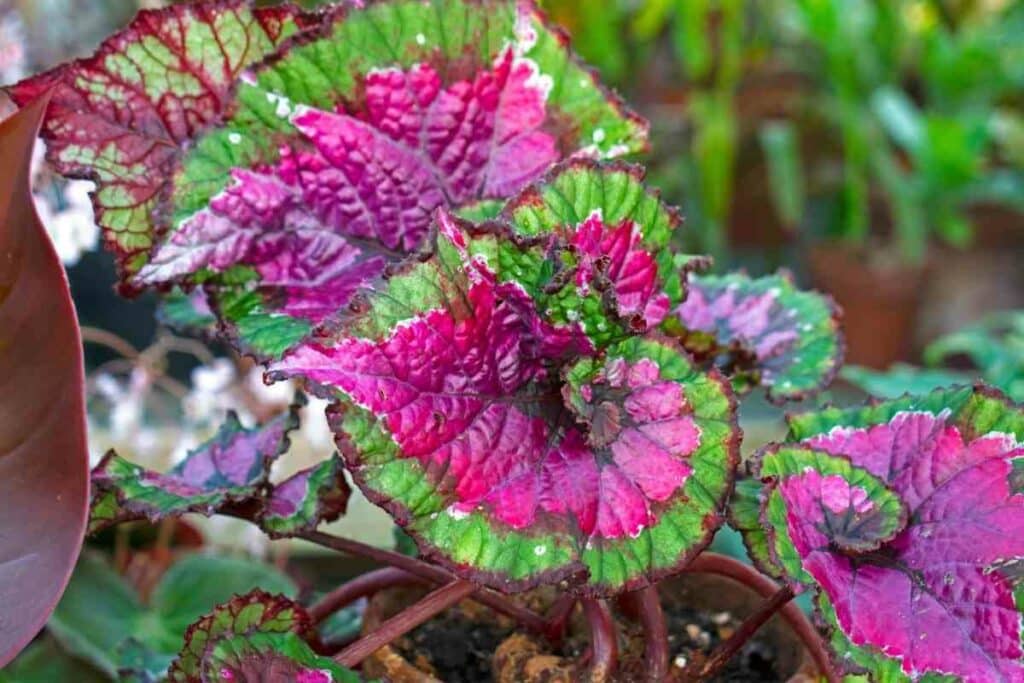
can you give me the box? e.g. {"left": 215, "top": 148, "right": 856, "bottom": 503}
{"left": 808, "top": 244, "right": 927, "bottom": 369}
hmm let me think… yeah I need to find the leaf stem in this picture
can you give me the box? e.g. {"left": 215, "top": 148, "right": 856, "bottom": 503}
{"left": 682, "top": 553, "right": 837, "bottom": 682}
{"left": 298, "top": 530, "right": 548, "bottom": 634}
{"left": 682, "top": 585, "right": 794, "bottom": 681}
{"left": 334, "top": 579, "right": 477, "bottom": 667}
{"left": 309, "top": 567, "right": 426, "bottom": 624}
{"left": 631, "top": 586, "right": 669, "bottom": 681}
{"left": 542, "top": 594, "right": 577, "bottom": 644}
{"left": 581, "top": 599, "right": 618, "bottom": 682}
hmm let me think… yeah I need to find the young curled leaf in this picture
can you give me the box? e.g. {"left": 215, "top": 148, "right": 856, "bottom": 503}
{"left": 167, "top": 590, "right": 358, "bottom": 683}
{"left": 270, "top": 217, "right": 738, "bottom": 595}
{"left": 750, "top": 386, "right": 1024, "bottom": 682}
{"left": 671, "top": 271, "right": 843, "bottom": 402}
{"left": 259, "top": 455, "right": 351, "bottom": 538}
{"left": 89, "top": 404, "right": 300, "bottom": 533}
{"left": 5, "top": 2, "right": 312, "bottom": 283}
{"left": 499, "top": 159, "right": 707, "bottom": 347}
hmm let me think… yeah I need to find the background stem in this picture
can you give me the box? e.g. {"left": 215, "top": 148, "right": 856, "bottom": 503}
{"left": 299, "top": 530, "right": 548, "bottom": 634}
{"left": 335, "top": 580, "right": 477, "bottom": 667}
{"left": 683, "top": 553, "right": 837, "bottom": 682}
{"left": 309, "top": 567, "right": 426, "bottom": 624}
{"left": 682, "top": 585, "right": 794, "bottom": 681}
{"left": 631, "top": 586, "right": 669, "bottom": 681}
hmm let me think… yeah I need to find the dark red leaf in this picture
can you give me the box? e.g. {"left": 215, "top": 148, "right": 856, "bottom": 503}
{"left": 0, "top": 97, "right": 90, "bottom": 666}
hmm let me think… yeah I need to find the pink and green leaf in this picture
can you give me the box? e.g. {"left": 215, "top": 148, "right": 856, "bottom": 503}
{"left": 270, "top": 220, "right": 738, "bottom": 595}
{"left": 167, "top": 590, "right": 357, "bottom": 683}
{"left": 259, "top": 455, "right": 351, "bottom": 538}
{"left": 671, "top": 272, "right": 843, "bottom": 402}
{"left": 130, "top": 0, "right": 647, "bottom": 359}
{"left": 89, "top": 405, "right": 300, "bottom": 533}
{"left": 752, "top": 386, "right": 1024, "bottom": 682}
{"left": 4, "top": 2, "right": 311, "bottom": 282}
{"left": 499, "top": 160, "right": 703, "bottom": 347}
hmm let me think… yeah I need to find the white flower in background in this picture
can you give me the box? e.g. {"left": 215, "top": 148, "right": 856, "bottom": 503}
{"left": 184, "top": 358, "right": 240, "bottom": 424}
{"left": 0, "top": 9, "right": 26, "bottom": 85}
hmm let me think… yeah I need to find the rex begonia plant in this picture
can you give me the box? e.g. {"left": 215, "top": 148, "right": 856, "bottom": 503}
{"left": 3, "top": 1, "right": 1022, "bottom": 681}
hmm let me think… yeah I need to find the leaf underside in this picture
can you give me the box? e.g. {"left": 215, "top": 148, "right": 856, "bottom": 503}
{"left": 750, "top": 386, "right": 1024, "bottom": 682}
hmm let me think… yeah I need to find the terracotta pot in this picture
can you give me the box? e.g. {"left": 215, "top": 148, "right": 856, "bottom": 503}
{"left": 808, "top": 244, "right": 927, "bottom": 369}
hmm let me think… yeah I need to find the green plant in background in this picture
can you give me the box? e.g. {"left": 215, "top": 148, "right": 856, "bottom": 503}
{"left": 843, "top": 309, "right": 1024, "bottom": 400}
{"left": 765, "top": 0, "right": 1023, "bottom": 263}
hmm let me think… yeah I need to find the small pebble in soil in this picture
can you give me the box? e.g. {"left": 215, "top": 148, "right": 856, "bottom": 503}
{"left": 393, "top": 610, "right": 514, "bottom": 683}
{"left": 664, "top": 604, "right": 782, "bottom": 681}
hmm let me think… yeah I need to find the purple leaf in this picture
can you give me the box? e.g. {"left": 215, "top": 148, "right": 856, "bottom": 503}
{"left": 0, "top": 95, "right": 89, "bottom": 667}
{"left": 672, "top": 272, "right": 843, "bottom": 402}
{"left": 754, "top": 387, "right": 1024, "bottom": 682}
{"left": 89, "top": 405, "right": 300, "bottom": 533}
{"left": 259, "top": 456, "right": 351, "bottom": 538}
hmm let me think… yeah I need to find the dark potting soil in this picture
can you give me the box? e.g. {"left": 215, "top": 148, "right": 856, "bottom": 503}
{"left": 664, "top": 603, "right": 782, "bottom": 682}
{"left": 392, "top": 609, "right": 514, "bottom": 682}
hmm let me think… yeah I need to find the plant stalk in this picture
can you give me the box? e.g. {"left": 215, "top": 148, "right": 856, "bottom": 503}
{"left": 309, "top": 567, "right": 426, "bottom": 624}
{"left": 334, "top": 579, "right": 477, "bottom": 667}
{"left": 581, "top": 599, "right": 618, "bottom": 682}
{"left": 631, "top": 586, "right": 669, "bottom": 682}
{"left": 683, "top": 553, "right": 837, "bottom": 682}
{"left": 542, "top": 594, "right": 577, "bottom": 643}
{"left": 299, "top": 530, "right": 548, "bottom": 634}
{"left": 682, "top": 585, "right": 794, "bottom": 681}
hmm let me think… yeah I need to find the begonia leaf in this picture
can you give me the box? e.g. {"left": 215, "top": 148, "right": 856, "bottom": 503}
{"left": 269, "top": 217, "right": 738, "bottom": 595}
{"left": 259, "top": 455, "right": 351, "bottom": 538}
{"left": 751, "top": 385, "right": 1024, "bottom": 682}
{"left": 671, "top": 271, "right": 843, "bottom": 402}
{"left": 89, "top": 404, "right": 300, "bottom": 533}
{"left": 499, "top": 160, "right": 708, "bottom": 348}
{"left": 48, "top": 553, "right": 297, "bottom": 680}
{"left": 167, "top": 590, "right": 358, "bottom": 683}
{"left": 727, "top": 477, "right": 784, "bottom": 578}
{"left": 133, "top": 0, "right": 647, "bottom": 360}
{"left": 5, "top": 2, "right": 311, "bottom": 283}
{"left": 157, "top": 288, "right": 219, "bottom": 340}
{"left": 0, "top": 96, "right": 89, "bottom": 666}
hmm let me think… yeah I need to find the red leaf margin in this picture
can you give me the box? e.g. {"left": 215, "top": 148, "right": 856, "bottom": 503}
{"left": 0, "top": 96, "right": 90, "bottom": 666}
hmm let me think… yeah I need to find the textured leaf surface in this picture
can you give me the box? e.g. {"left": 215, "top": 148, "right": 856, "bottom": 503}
{"left": 259, "top": 455, "right": 351, "bottom": 538}
{"left": 271, "top": 219, "right": 738, "bottom": 594}
{"left": 755, "top": 386, "right": 1024, "bottom": 682}
{"left": 48, "top": 553, "right": 297, "bottom": 680}
{"left": 0, "top": 97, "right": 90, "bottom": 666}
{"left": 89, "top": 406, "right": 299, "bottom": 533}
{"left": 5, "top": 2, "right": 309, "bottom": 281}
{"left": 138, "top": 0, "right": 647, "bottom": 359}
{"left": 167, "top": 590, "right": 357, "bottom": 683}
{"left": 672, "top": 272, "right": 843, "bottom": 402}
{"left": 499, "top": 160, "right": 699, "bottom": 348}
